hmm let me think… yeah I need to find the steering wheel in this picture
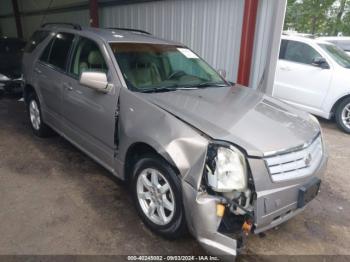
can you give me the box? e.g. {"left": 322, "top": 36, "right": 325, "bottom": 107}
{"left": 167, "top": 70, "right": 186, "bottom": 80}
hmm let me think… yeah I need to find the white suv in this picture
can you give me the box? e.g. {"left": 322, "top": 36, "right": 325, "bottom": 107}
{"left": 274, "top": 35, "right": 350, "bottom": 133}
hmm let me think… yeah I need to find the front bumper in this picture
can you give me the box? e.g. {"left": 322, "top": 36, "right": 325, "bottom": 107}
{"left": 182, "top": 182, "right": 239, "bottom": 259}
{"left": 182, "top": 153, "right": 328, "bottom": 259}
{"left": 248, "top": 152, "right": 327, "bottom": 233}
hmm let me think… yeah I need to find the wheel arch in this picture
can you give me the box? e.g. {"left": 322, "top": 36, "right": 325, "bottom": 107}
{"left": 331, "top": 94, "right": 350, "bottom": 117}
{"left": 23, "top": 84, "right": 37, "bottom": 104}
{"left": 123, "top": 142, "right": 180, "bottom": 184}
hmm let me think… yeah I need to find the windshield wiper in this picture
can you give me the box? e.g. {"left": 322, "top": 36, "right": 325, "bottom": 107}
{"left": 138, "top": 82, "right": 228, "bottom": 93}
{"left": 140, "top": 85, "right": 197, "bottom": 93}
{"left": 139, "top": 86, "right": 179, "bottom": 93}
{"left": 197, "top": 82, "right": 229, "bottom": 87}
{"left": 180, "top": 82, "right": 229, "bottom": 89}
{"left": 139, "top": 84, "right": 202, "bottom": 93}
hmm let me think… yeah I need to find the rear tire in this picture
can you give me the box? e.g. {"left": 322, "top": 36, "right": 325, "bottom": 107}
{"left": 335, "top": 97, "right": 350, "bottom": 134}
{"left": 131, "top": 154, "right": 187, "bottom": 239}
{"left": 27, "top": 92, "right": 53, "bottom": 137}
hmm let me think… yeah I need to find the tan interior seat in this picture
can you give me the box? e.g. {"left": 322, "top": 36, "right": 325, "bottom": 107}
{"left": 88, "top": 50, "right": 104, "bottom": 69}
{"left": 129, "top": 60, "right": 161, "bottom": 88}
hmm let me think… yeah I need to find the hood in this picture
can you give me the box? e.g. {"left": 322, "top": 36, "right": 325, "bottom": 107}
{"left": 138, "top": 86, "right": 320, "bottom": 157}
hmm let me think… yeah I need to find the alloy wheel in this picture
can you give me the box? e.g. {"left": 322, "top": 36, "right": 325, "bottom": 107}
{"left": 342, "top": 103, "right": 350, "bottom": 129}
{"left": 29, "top": 100, "right": 41, "bottom": 130}
{"left": 136, "top": 168, "right": 175, "bottom": 226}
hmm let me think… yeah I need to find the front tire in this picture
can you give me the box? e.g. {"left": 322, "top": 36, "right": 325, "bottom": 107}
{"left": 335, "top": 97, "right": 350, "bottom": 134}
{"left": 27, "top": 93, "right": 52, "bottom": 137}
{"left": 131, "top": 155, "right": 187, "bottom": 239}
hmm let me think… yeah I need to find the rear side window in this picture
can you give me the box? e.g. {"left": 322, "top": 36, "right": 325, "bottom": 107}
{"left": 280, "top": 40, "right": 322, "bottom": 65}
{"left": 24, "top": 30, "right": 50, "bottom": 53}
{"left": 48, "top": 33, "right": 75, "bottom": 70}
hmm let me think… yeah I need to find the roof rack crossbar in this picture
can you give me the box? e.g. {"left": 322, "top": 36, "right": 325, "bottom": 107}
{"left": 41, "top": 23, "right": 82, "bottom": 30}
{"left": 106, "top": 27, "right": 151, "bottom": 35}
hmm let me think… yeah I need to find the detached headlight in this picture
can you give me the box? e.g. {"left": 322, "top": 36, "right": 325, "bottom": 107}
{"left": 0, "top": 73, "right": 10, "bottom": 81}
{"left": 206, "top": 144, "right": 247, "bottom": 192}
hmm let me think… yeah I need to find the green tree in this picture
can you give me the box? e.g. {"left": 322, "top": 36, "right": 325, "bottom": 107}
{"left": 341, "top": 11, "right": 350, "bottom": 35}
{"left": 284, "top": 0, "right": 350, "bottom": 36}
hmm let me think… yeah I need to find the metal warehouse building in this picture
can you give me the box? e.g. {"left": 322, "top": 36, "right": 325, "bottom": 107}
{"left": 0, "top": 0, "right": 286, "bottom": 93}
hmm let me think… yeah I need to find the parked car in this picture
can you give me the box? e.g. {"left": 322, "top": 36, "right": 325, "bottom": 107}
{"left": 274, "top": 35, "right": 350, "bottom": 133}
{"left": 0, "top": 37, "right": 26, "bottom": 94}
{"left": 318, "top": 36, "right": 350, "bottom": 55}
{"left": 22, "top": 24, "right": 327, "bottom": 258}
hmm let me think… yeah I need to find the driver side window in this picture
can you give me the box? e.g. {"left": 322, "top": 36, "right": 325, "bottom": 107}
{"left": 70, "top": 37, "right": 107, "bottom": 77}
{"left": 281, "top": 40, "right": 322, "bottom": 65}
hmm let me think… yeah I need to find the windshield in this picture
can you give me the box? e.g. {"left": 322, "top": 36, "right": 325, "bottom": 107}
{"left": 110, "top": 43, "right": 227, "bottom": 92}
{"left": 319, "top": 44, "right": 350, "bottom": 68}
{"left": 336, "top": 41, "right": 350, "bottom": 52}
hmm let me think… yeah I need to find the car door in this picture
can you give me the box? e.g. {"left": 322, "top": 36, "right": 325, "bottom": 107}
{"left": 61, "top": 36, "right": 118, "bottom": 170}
{"left": 34, "top": 32, "right": 75, "bottom": 128}
{"left": 274, "top": 39, "right": 332, "bottom": 112}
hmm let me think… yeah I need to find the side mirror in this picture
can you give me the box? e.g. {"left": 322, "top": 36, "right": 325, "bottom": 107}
{"left": 79, "top": 71, "right": 112, "bottom": 93}
{"left": 312, "top": 57, "right": 330, "bottom": 69}
{"left": 217, "top": 69, "right": 227, "bottom": 79}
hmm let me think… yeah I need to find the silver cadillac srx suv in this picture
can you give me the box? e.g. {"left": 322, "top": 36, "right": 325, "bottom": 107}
{"left": 22, "top": 23, "right": 327, "bottom": 258}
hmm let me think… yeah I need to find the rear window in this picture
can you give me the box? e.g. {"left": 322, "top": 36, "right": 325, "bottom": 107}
{"left": 24, "top": 30, "right": 50, "bottom": 53}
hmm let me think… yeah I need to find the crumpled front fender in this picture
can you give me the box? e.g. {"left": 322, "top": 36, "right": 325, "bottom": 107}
{"left": 182, "top": 182, "right": 239, "bottom": 260}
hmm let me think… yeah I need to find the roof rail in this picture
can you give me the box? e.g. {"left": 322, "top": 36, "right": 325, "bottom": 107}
{"left": 41, "top": 23, "right": 82, "bottom": 30}
{"left": 106, "top": 27, "right": 151, "bottom": 35}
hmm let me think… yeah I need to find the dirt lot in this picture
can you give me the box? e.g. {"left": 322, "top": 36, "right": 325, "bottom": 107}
{"left": 0, "top": 96, "right": 349, "bottom": 261}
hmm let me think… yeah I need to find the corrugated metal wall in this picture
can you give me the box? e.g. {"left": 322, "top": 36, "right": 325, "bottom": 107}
{"left": 0, "top": 17, "right": 16, "bottom": 37}
{"left": 252, "top": 0, "right": 286, "bottom": 93}
{"left": 0, "top": 0, "right": 16, "bottom": 37}
{"left": 20, "top": 10, "right": 90, "bottom": 40}
{"left": 250, "top": 0, "right": 275, "bottom": 89}
{"left": 100, "top": 0, "right": 244, "bottom": 82}
{"left": 0, "top": 0, "right": 89, "bottom": 39}
{"left": 18, "top": 0, "right": 86, "bottom": 12}
{"left": 0, "top": 0, "right": 285, "bottom": 88}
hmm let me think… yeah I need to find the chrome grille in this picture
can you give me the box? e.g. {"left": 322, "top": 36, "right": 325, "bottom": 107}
{"left": 264, "top": 135, "right": 323, "bottom": 182}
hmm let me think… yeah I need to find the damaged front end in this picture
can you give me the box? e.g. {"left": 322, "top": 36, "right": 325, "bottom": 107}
{"left": 182, "top": 141, "right": 256, "bottom": 259}
{"left": 182, "top": 136, "right": 327, "bottom": 259}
